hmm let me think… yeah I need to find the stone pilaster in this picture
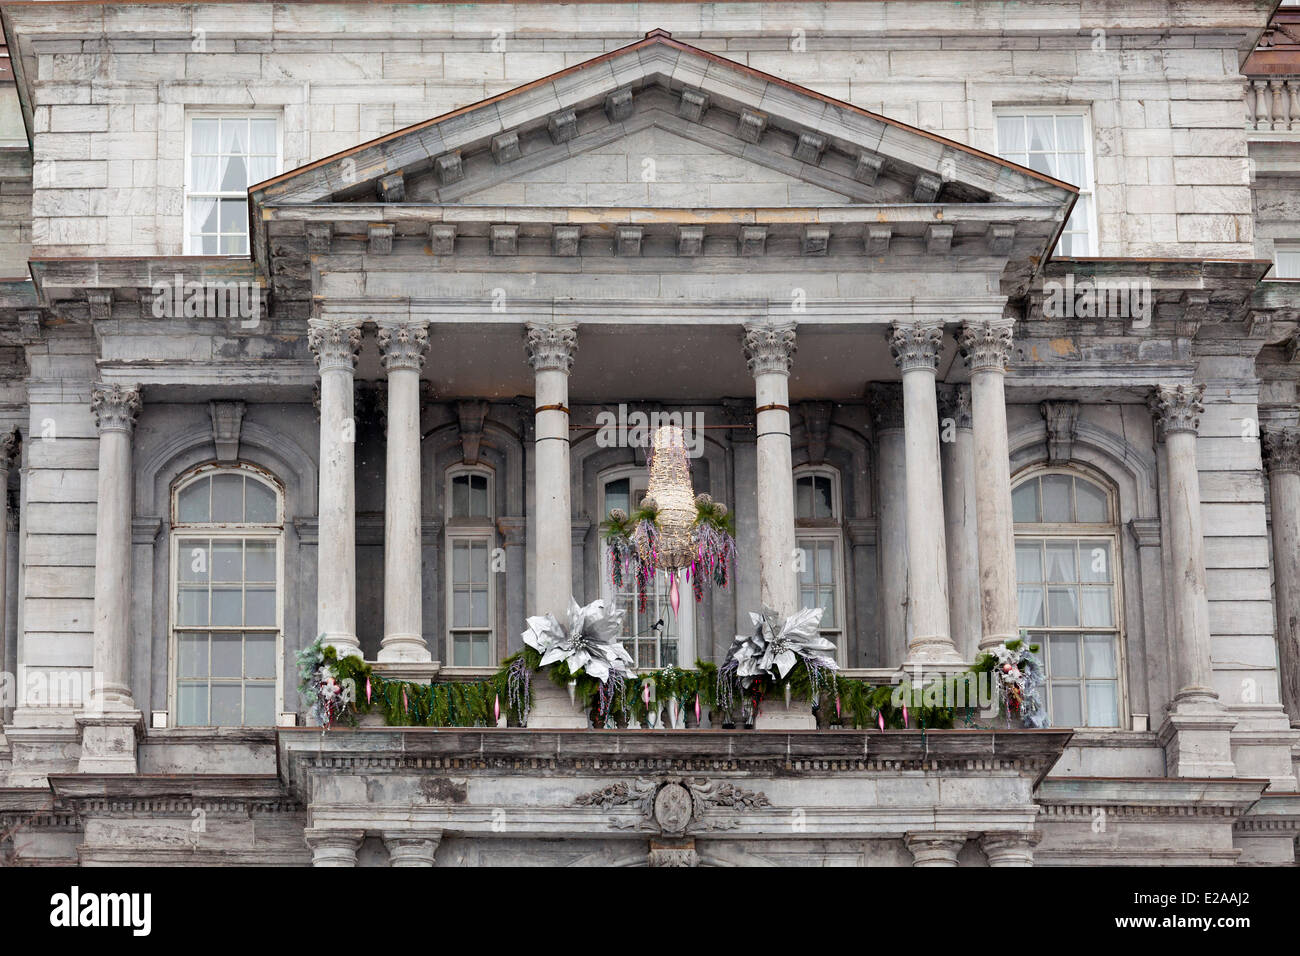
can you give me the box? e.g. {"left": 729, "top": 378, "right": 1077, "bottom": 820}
{"left": 905, "top": 831, "right": 967, "bottom": 866}
{"left": 1149, "top": 384, "right": 1235, "bottom": 776}
{"left": 377, "top": 321, "right": 431, "bottom": 663}
{"left": 309, "top": 319, "right": 363, "bottom": 658}
{"left": 958, "top": 320, "right": 1020, "bottom": 650}
{"left": 1263, "top": 427, "right": 1300, "bottom": 727}
{"left": 525, "top": 323, "right": 577, "bottom": 623}
{"left": 744, "top": 323, "right": 798, "bottom": 616}
{"left": 79, "top": 384, "right": 144, "bottom": 773}
{"left": 889, "top": 322, "right": 957, "bottom": 663}
{"left": 938, "top": 384, "right": 980, "bottom": 661}
{"left": 304, "top": 828, "right": 365, "bottom": 867}
{"left": 869, "top": 383, "right": 908, "bottom": 667}
{"left": 383, "top": 830, "right": 442, "bottom": 866}
{"left": 980, "top": 830, "right": 1040, "bottom": 866}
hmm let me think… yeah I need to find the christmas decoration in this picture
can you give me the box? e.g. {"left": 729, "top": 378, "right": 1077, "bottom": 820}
{"left": 972, "top": 638, "right": 1048, "bottom": 728}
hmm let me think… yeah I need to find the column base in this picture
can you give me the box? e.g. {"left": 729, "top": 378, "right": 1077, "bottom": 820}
{"left": 528, "top": 676, "right": 588, "bottom": 729}
{"left": 75, "top": 710, "right": 144, "bottom": 774}
{"left": 376, "top": 634, "right": 432, "bottom": 663}
{"left": 321, "top": 632, "right": 363, "bottom": 659}
{"left": 978, "top": 631, "right": 1020, "bottom": 651}
{"left": 905, "top": 636, "right": 964, "bottom": 666}
{"left": 754, "top": 695, "right": 816, "bottom": 730}
{"left": 1158, "top": 695, "right": 1237, "bottom": 778}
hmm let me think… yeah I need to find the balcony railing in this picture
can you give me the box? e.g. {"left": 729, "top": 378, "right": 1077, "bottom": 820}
{"left": 1245, "top": 77, "right": 1300, "bottom": 132}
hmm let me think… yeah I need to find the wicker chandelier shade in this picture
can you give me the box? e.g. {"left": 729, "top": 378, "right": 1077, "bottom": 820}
{"left": 642, "top": 425, "right": 696, "bottom": 572}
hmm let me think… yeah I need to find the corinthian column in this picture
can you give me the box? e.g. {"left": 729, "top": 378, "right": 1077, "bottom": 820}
{"left": 1149, "top": 384, "right": 1234, "bottom": 776}
{"left": 744, "top": 324, "right": 798, "bottom": 616}
{"left": 377, "top": 321, "right": 430, "bottom": 662}
{"left": 939, "top": 385, "right": 980, "bottom": 661}
{"left": 1262, "top": 427, "right": 1300, "bottom": 727}
{"left": 958, "top": 320, "right": 1019, "bottom": 650}
{"left": 79, "top": 384, "right": 143, "bottom": 773}
{"left": 309, "top": 319, "right": 363, "bottom": 658}
{"left": 525, "top": 323, "right": 577, "bottom": 621}
{"left": 869, "top": 384, "right": 909, "bottom": 666}
{"left": 890, "top": 322, "right": 957, "bottom": 663}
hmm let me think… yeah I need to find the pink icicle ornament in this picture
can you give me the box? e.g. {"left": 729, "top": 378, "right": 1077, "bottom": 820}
{"left": 877, "top": 710, "right": 885, "bottom": 731}
{"left": 494, "top": 693, "right": 501, "bottom": 724}
{"left": 670, "top": 572, "right": 681, "bottom": 617}
{"left": 365, "top": 677, "right": 372, "bottom": 704}
{"left": 903, "top": 703, "right": 910, "bottom": 728}
{"left": 835, "top": 695, "right": 842, "bottom": 720}
{"left": 402, "top": 686, "right": 408, "bottom": 713}
{"left": 694, "top": 692, "right": 701, "bottom": 725}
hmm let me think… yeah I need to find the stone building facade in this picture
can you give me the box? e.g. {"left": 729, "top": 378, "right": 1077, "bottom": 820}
{"left": 0, "top": 0, "right": 1298, "bottom": 866}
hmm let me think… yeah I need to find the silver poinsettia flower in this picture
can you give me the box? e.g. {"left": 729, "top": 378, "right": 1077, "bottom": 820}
{"left": 727, "top": 606, "right": 838, "bottom": 681}
{"left": 522, "top": 597, "right": 635, "bottom": 683}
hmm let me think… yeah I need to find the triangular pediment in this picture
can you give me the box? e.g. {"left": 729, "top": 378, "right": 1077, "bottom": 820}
{"left": 252, "top": 30, "right": 1075, "bottom": 212}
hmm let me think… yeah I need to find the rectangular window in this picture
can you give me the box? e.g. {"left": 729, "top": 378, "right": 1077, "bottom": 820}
{"left": 995, "top": 109, "right": 1097, "bottom": 256}
{"left": 1275, "top": 244, "right": 1300, "bottom": 280}
{"left": 185, "top": 113, "right": 280, "bottom": 255}
{"left": 449, "top": 536, "right": 492, "bottom": 666}
{"left": 797, "top": 534, "right": 843, "bottom": 657}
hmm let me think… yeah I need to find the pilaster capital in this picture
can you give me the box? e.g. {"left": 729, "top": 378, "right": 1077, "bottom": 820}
{"left": 958, "top": 320, "right": 1015, "bottom": 372}
{"left": 867, "top": 382, "right": 905, "bottom": 433}
{"left": 90, "top": 383, "right": 142, "bottom": 435}
{"left": 1262, "top": 426, "right": 1300, "bottom": 476}
{"left": 743, "top": 323, "right": 797, "bottom": 376}
{"left": 376, "top": 321, "right": 430, "bottom": 372}
{"left": 525, "top": 322, "right": 578, "bottom": 373}
{"left": 308, "top": 319, "right": 363, "bottom": 373}
{"left": 937, "top": 384, "right": 973, "bottom": 429}
{"left": 0, "top": 426, "right": 20, "bottom": 469}
{"left": 889, "top": 321, "right": 944, "bottom": 373}
{"left": 1148, "top": 383, "right": 1205, "bottom": 437}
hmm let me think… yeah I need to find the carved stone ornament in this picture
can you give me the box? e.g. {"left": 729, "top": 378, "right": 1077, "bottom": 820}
{"left": 308, "top": 319, "right": 362, "bottom": 372}
{"left": 867, "top": 382, "right": 905, "bottom": 433}
{"left": 90, "top": 384, "right": 142, "bottom": 434}
{"left": 524, "top": 323, "right": 578, "bottom": 373}
{"left": 743, "top": 324, "right": 797, "bottom": 376}
{"left": 575, "top": 776, "right": 771, "bottom": 836}
{"left": 376, "top": 322, "right": 430, "bottom": 372}
{"left": 889, "top": 321, "right": 944, "bottom": 373}
{"left": 1148, "top": 384, "right": 1205, "bottom": 437}
{"left": 0, "top": 426, "right": 20, "bottom": 470}
{"left": 1040, "top": 400, "right": 1079, "bottom": 463}
{"left": 958, "top": 320, "right": 1015, "bottom": 372}
{"left": 937, "top": 384, "right": 973, "bottom": 430}
{"left": 1262, "top": 427, "right": 1300, "bottom": 476}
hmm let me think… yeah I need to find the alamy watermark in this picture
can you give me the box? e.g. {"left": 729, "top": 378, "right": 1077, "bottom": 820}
{"left": 151, "top": 274, "right": 261, "bottom": 329}
{"left": 1043, "top": 273, "right": 1152, "bottom": 329}
{"left": 594, "top": 405, "right": 705, "bottom": 457}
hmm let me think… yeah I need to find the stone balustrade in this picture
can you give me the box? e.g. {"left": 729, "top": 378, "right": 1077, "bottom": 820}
{"left": 1245, "top": 77, "right": 1300, "bottom": 132}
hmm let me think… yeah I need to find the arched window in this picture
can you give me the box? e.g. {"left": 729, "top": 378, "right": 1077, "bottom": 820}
{"left": 446, "top": 466, "right": 495, "bottom": 666}
{"left": 600, "top": 468, "right": 693, "bottom": 669}
{"left": 1012, "top": 468, "right": 1123, "bottom": 727}
{"left": 170, "top": 463, "right": 283, "bottom": 727}
{"left": 794, "top": 467, "right": 845, "bottom": 661}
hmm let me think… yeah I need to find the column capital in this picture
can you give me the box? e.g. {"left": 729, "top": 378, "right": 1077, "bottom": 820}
{"left": 937, "top": 383, "right": 972, "bottom": 429}
{"left": 382, "top": 829, "right": 442, "bottom": 866}
{"left": 0, "top": 426, "right": 20, "bottom": 469}
{"left": 308, "top": 319, "right": 363, "bottom": 372}
{"left": 743, "top": 323, "right": 796, "bottom": 376}
{"left": 1148, "top": 383, "right": 1205, "bottom": 436}
{"left": 1262, "top": 426, "right": 1300, "bottom": 475}
{"left": 90, "top": 383, "right": 142, "bottom": 435}
{"left": 525, "top": 322, "right": 578, "bottom": 373}
{"left": 980, "top": 830, "right": 1041, "bottom": 866}
{"left": 376, "top": 321, "right": 430, "bottom": 372}
{"left": 904, "top": 831, "right": 968, "bottom": 866}
{"left": 958, "top": 320, "right": 1014, "bottom": 372}
{"left": 303, "top": 828, "right": 365, "bottom": 867}
{"left": 867, "top": 382, "right": 905, "bottom": 433}
{"left": 889, "top": 321, "right": 944, "bottom": 373}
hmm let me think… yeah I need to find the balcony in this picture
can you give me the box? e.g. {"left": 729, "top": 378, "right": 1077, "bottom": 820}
{"left": 1245, "top": 7, "right": 1300, "bottom": 136}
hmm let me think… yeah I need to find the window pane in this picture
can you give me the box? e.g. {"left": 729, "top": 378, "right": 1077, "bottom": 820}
{"left": 452, "top": 476, "right": 469, "bottom": 517}
{"left": 245, "top": 480, "right": 276, "bottom": 522}
{"left": 211, "top": 634, "right": 242, "bottom": 678}
{"left": 1084, "top": 635, "right": 1117, "bottom": 678}
{"left": 819, "top": 588, "right": 836, "bottom": 627}
{"left": 1028, "top": 115, "right": 1055, "bottom": 152}
{"left": 1050, "top": 635, "right": 1081, "bottom": 678}
{"left": 817, "top": 541, "right": 833, "bottom": 581}
{"left": 212, "top": 474, "right": 243, "bottom": 523}
{"left": 795, "top": 476, "right": 812, "bottom": 519}
{"left": 800, "top": 587, "right": 816, "bottom": 608}
{"left": 245, "top": 634, "right": 276, "bottom": 679}
{"left": 220, "top": 152, "right": 248, "bottom": 192}
{"left": 211, "top": 684, "right": 242, "bottom": 726}
{"left": 212, "top": 541, "right": 242, "bottom": 582}
{"left": 1041, "top": 475, "right": 1072, "bottom": 522}
{"left": 470, "top": 474, "right": 489, "bottom": 516}
{"left": 191, "top": 231, "right": 219, "bottom": 254}
{"left": 244, "top": 683, "right": 276, "bottom": 726}
{"left": 178, "top": 479, "right": 210, "bottom": 522}
{"left": 1085, "top": 681, "right": 1118, "bottom": 726}
{"left": 245, "top": 586, "right": 276, "bottom": 626}
{"left": 219, "top": 198, "right": 246, "bottom": 234}
{"left": 453, "top": 591, "right": 469, "bottom": 628}
{"left": 177, "top": 587, "right": 209, "bottom": 626}
{"left": 1045, "top": 541, "right": 1077, "bottom": 582}
{"left": 245, "top": 540, "right": 276, "bottom": 582}
{"left": 1075, "top": 479, "right": 1107, "bottom": 523}
{"left": 177, "top": 633, "right": 208, "bottom": 678}
{"left": 1018, "top": 587, "right": 1045, "bottom": 627}
{"left": 249, "top": 118, "right": 277, "bottom": 154}
{"left": 177, "top": 682, "right": 208, "bottom": 726}
{"left": 1048, "top": 587, "right": 1078, "bottom": 626}
{"left": 605, "top": 478, "right": 630, "bottom": 516}
{"left": 248, "top": 154, "right": 277, "bottom": 185}
{"left": 1055, "top": 151, "right": 1085, "bottom": 186}
{"left": 453, "top": 636, "right": 470, "bottom": 667}
{"left": 471, "top": 542, "right": 488, "bottom": 581}
{"left": 1080, "top": 588, "right": 1113, "bottom": 627}
{"left": 211, "top": 587, "right": 242, "bottom": 626}
{"left": 192, "top": 118, "right": 219, "bottom": 153}
{"left": 471, "top": 591, "right": 488, "bottom": 628}
{"left": 1052, "top": 682, "right": 1083, "bottom": 727}
{"left": 1079, "top": 540, "right": 1112, "bottom": 583}
{"left": 798, "top": 548, "right": 814, "bottom": 586}
{"left": 220, "top": 234, "right": 247, "bottom": 255}
{"left": 814, "top": 476, "right": 833, "bottom": 518}
{"left": 1012, "top": 480, "right": 1039, "bottom": 523}
{"left": 997, "top": 115, "right": 1025, "bottom": 154}
{"left": 220, "top": 118, "right": 247, "bottom": 154}
{"left": 1015, "top": 542, "right": 1043, "bottom": 582}
{"left": 471, "top": 636, "right": 490, "bottom": 668}
{"left": 453, "top": 542, "right": 469, "bottom": 582}
{"left": 1056, "top": 114, "right": 1086, "bottom": 151}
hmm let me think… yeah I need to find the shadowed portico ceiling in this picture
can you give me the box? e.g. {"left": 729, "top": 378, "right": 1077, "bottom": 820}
{"left": 250, "top": 29, "right": 1078, "bottom": 311}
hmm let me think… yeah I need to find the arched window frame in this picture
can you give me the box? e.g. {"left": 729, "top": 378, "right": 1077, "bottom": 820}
{"left": 168, "top": 461, "right": 285, "bottom": 727}
{"left": 598, "top": 463, "right": 695, "bottom": 670}
{"left": 1011, "top": 463, "right": 1128, "bottom": 729}
{"left": 794, "top": 465, "right": 847, "bottom": 665}
{"left": 444, "top": 464, "right": 497, "bottom": 668}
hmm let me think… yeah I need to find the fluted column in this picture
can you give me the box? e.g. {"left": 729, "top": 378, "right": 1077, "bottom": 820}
{"left": 525, "top": 323, "right": 577, "bottom": 620}
{"left": 1263, "top": 427, "right": 1300, "bottom": 727}
{"left": 377, "top": 321, "right": 430, "bottom": 662}
{"left": 309, "top": 319, "right": 362, "bottom": 658}
{"left": 889, "top": 322, "right": 956, "bottom": 663}
{"left": 939, "top": 385, "right": 980, "bottom": 661}
{"left": 744, "top": 324, "right": 798, "bottom": 616}
{"left": 1149, "top": 384, "right": 1234, "bottom": 776}
{"left": 958, "top": 321, "right": 1019, "bottom": 650}
{"left": 869, "top": 384, "right": 908, "bottom": 667}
